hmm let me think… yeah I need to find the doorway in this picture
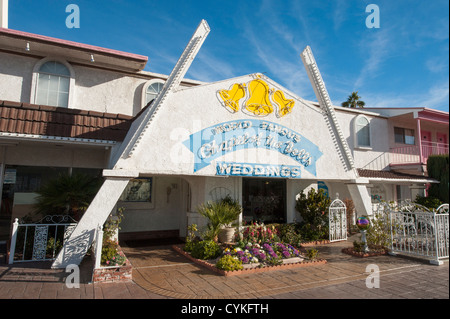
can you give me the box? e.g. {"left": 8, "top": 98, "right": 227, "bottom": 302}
{"left": 242, "top": 178, "right": 286, "bottom": 223}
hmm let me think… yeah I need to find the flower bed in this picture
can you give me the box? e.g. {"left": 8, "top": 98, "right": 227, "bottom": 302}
{"left": 172, "top": 243, "right": 326, "bottom": 277}
{"left": 92, "top": 245, "right": 132, "bottom": 283}
{"left": 223, "top": 242, "right": 302, "bottom": 266}
{"left": 341, "top": 247, "right": 388, "bottom": 258}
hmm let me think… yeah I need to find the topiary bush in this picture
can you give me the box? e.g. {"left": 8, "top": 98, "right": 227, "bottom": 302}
{"left": 216, "top": 254, "right": 243, "bottom": 271}
{"left": 295, "top": 188, "right": 331, "bottom": 241}
{"left": 190, "top": 240, "right": 222, "bottom": 260}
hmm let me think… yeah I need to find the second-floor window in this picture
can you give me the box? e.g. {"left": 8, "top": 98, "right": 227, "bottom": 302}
{"left": 35, "top": 61, "right": 71, "bottom": 108}
{"left": 394, "top": 127, "right": 415, "bottom": 145}
{"left": 355, "top": 116, "right": 371, "bottom": 147}
{"left": 145, "top": 81, "right": 164, "bottom": 106}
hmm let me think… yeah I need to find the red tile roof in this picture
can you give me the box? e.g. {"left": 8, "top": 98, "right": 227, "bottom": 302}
{"left": 0, "top": 100, "right": 132, "bottom": 142}
{"left": 357, "top": 169, "right": 434, "bottom": 181}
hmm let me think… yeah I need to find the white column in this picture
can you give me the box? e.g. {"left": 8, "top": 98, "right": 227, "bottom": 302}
{"left": 0, "top": 0, "right": 8, "bottom": 29}
{"left": 347, "top": 179, "right": 372, "bottom": 217}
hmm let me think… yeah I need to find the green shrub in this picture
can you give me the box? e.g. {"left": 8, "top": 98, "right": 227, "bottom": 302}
{"left": 353, "top": 240, "right": 364, "bottom": 252}
{"left": 306, "top": 248, "right": 319, "bottom": 260}
{"left": 101, "top": 239, "right": 119, "bottom": 265}
{"left": 427, "top": 155, "right": 449, "bottom": 203}
{"left": 216, "top": 255, "right": 243, "bottom": 271}
{"left": 414, "top": 195, "right": 442, "bottom": 210}
{"left": 184, "top": 224, "right": 199, "bottom": 253}
{"left": 190, "top": 240, "right": 222, "bottom": 260}
{"left": 46, "top": 237, "right": 63, "bottom": 257}
{"left": 295, "top": 188, "right": 331, "bottom": 241}
{"left": 277, "top": 223, "right": 302, "bottom": 247}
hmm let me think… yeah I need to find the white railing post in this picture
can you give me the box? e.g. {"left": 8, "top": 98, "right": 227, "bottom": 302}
{"left": 94, "top": 225, "right": 103, "bottom": 269}
{"left": 8, "top": 218, "right": 19, "bottom": 264}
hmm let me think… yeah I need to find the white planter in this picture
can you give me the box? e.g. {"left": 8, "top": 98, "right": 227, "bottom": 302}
{"left": 218, "top": 227, "right": 235, "bottom": 243}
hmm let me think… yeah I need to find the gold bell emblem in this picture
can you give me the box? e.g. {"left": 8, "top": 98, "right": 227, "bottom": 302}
{"left": 218, "top": 83, "right": 246, "bottom": 113}
{"left": 244, "top": 79, "right": 274, "bottom": 116}
{"left": 218, "top": 76, "right": 295, "bottom": 118}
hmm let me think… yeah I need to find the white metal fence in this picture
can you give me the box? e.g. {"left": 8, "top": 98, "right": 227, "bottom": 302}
{"left": 388, "top": 202, "right": 449, "bottom": 265}
{"left": 329, "top": 196, "right": 347, "bottom": 242}
{"left": 9, "top": 215, "right": 77, "bottom": 264}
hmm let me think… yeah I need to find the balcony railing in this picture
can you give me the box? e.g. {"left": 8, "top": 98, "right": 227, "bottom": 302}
{"left": 390, "top": 142, "right": 449, "bottom": 165}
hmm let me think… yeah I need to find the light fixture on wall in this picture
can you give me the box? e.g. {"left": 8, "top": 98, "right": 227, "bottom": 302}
{"left": 25, "top": 42, "right": 30, "bottom": 51}
{"left": 90, "top": 54, "right": 95, "bottom": 62}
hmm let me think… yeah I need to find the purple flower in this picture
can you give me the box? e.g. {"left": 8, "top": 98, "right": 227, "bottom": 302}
{"left": 252, "top": 248, "right": 260, "bottom": 255}
{"left": 237, "top": 251, "right": 244, "bottom": 256}
{"left": 282, "top": 250, "right": 290, "bottom": 258}
{"left": 241, "top": 256, "right": 249, "bottom": 263}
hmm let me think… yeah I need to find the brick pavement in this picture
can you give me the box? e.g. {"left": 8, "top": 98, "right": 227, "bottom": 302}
{"left": 0, "top": 236, "right": 448, "bottom": 299}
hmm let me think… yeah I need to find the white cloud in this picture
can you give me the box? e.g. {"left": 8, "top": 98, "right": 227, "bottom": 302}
{"left": 354, "top": 28, "right": 392, "bottom": 89}
{"left": 362, "top": 78, "right": 449, "bottom": 112}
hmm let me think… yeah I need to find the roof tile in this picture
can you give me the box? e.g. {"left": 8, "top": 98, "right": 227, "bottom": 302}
{"left": 0, "top": 100, "right": 132, "bottom": 142}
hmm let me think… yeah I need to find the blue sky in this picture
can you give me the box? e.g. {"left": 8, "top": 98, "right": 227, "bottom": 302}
{"left": 9, "top": 0, "right": 449, "bottom": 112}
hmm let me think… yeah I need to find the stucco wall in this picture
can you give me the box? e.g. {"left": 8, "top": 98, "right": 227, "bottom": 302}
{"left": 334, "top": 108, "right": 390, "bottom": 170}
{"left": 118, "top": 176, "right": 189, "bottom": 235}
{"left": 0, "top": 51, "right": 163, "bottom": 116}
{"left": 114, "top": 74, "right": 360, "bottom": 181}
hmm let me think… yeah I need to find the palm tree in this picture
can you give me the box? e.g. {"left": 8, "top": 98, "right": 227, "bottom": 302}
{"left": 341, "top": 91, "right": 365, "bottom": 108}
{"left": 34, "top": 173, "right": 102, "bottom": 221}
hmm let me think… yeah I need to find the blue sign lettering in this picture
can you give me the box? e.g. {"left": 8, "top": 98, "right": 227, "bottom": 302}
{"left": 183, "top": 119, "right": 322, "bottom": 176}
{"left": 217, "top": 162, "right": 302, "bottom": 178}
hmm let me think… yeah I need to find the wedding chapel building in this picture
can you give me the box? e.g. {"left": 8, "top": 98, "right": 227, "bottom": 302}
{"left": 0, "top": 17, "right": 448, "bottom": 267}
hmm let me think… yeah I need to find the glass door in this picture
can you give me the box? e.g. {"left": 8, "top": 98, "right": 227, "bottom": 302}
{"left": 242, "top": 178, "right": 286, "bottom": 223}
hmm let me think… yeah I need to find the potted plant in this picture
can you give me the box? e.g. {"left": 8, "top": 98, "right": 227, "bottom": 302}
{"left": 197, "top": 195, "right": 242, "bottom": 243}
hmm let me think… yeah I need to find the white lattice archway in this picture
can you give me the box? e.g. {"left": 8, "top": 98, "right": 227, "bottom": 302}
{"left": 329, "top": 194, "right": 347, "bottom": 242}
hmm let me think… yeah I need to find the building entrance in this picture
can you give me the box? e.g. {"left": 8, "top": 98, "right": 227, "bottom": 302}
{"left": 242, "top": 178, "right": 286, "bottom": 223}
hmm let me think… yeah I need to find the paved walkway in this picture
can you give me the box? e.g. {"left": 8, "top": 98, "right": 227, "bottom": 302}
{"left": 0, "top": 236, "right": 448, "bottom": 299}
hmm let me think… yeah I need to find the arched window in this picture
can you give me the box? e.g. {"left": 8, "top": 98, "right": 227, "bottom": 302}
{"left": 32, "top": 59, "right": 74, "bottom": 108}
{"left": 355, "top": 115, "right": 371, "bottom": 148}
{"left": 142, "top": 80, "right": 164, "bottom": 107}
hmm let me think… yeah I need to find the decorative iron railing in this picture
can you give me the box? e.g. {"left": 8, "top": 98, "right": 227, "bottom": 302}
{"left": 386, "top": 201, "right": 449, "bottom": 265}
{"left": 9, "top": 215, "right": 77, "bottom": 264}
